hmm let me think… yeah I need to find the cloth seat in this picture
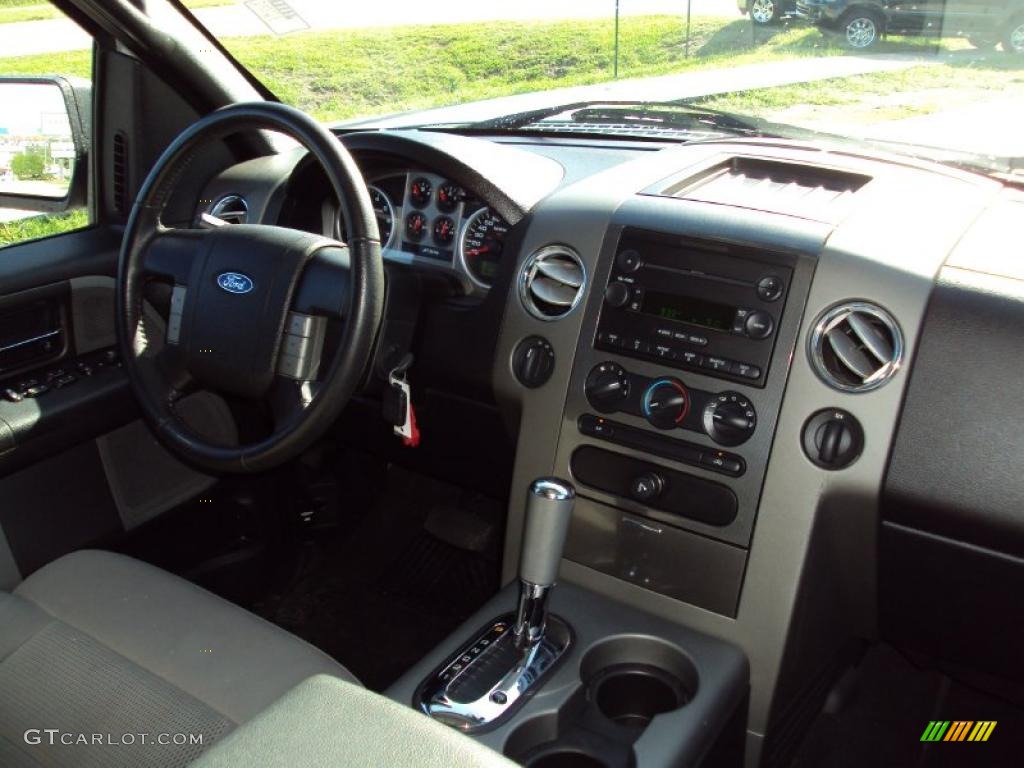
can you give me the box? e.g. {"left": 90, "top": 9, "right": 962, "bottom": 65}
{"left": 0, "top": 549, "right": 358, "bottom": 767}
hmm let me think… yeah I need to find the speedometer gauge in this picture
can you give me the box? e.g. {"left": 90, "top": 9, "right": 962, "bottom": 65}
{"left": 368, "top": 185, "right": 395, "bottom": 248}
{"left": 458, "top": 208, "right": 509, "bottom": 288}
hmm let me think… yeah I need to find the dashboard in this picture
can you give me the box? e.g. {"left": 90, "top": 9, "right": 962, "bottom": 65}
{"left": 191, "top": 127, "right": 1023, "bottom": 758}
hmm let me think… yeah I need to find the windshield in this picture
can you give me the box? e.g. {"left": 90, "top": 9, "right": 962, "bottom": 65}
{"left": 191, "top": 0, "right": 1024, "bottom": 172}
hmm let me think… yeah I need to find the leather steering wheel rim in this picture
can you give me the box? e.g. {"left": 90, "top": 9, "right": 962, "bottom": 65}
{"left": 116, "top": 102, "right": 385, "bottom": 473}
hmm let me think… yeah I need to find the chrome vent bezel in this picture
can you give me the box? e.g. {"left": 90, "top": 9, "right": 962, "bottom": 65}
{"left": 519, "top": 245, "right": 587, "bottom": 321}
{"left": 809, "top": 301, "right": 904, "bottom": 393}
{"left": 208, "top": 194, "right": 249, "bottom": 224}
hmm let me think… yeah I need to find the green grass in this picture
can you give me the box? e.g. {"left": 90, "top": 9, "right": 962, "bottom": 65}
{"left": 0, "top": 12, "right": 1017, "bottom": 129}
{"left": 0, "top": 0, "right": 233, "bottom": 24}
{"left": 0, "top": 209, "right": 89, "bottom": 247}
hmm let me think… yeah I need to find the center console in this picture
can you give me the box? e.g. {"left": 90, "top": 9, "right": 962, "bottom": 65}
{"left": 555, "top": 208, "right": 816, "bottom": 618}
{"left": 392, "top": 478, "right": 749, "bottom": 768}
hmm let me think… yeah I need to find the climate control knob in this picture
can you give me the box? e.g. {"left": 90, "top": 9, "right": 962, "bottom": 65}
{"left": 702, "top": 392, "right": 757, "bottom": 446}
{"left": 585, "top": 362, "right": 630, "bottom": 413}
{"left": 642, "top": 378, "right": 689, "bottom": 430}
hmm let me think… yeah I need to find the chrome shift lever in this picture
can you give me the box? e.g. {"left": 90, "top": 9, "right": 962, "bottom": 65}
{"left": 417, "top": 477, "right": 575, "bottom": 732}
{"left": 513, "top": 478, "right": 575, "bottom": 647}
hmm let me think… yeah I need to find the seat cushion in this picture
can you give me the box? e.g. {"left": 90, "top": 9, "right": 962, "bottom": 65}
{"left": 0, "top": 550, "right": 358, "bottom": 767}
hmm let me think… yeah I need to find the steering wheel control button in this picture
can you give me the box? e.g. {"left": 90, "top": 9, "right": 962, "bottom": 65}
{"left": 167, "top": 285, "right": 187, "bottom": 346}
{"left": 642, "top": 378, "right": 689, "bottom": 430}
{"left": 803, "top": 409, "right": 864, "bottom": 470}
{"left": 277, "top": 312, "right": 327, "bottom": 381}
{"left": 513, "top": 336, "right": 556, "bottom": 389}
{"left": 585, "top": 362, "right": 630, "bottom": 413}
{"left": 616, "top": 249, "right": 642, "bottom": 273}
{"left": 604, "top": 281, "right": 631, "bottom": 309}
{"left": 757, "top": 275, "right": 785, "bottom": 302}
{"left": 629, "top": 472, "right": 665, "bottom": 502}
{"left": 744, "top": 310, "right": 774, "bottom": 339}
{"left": 703, "top": 392, "right": 757, "bottom": 446}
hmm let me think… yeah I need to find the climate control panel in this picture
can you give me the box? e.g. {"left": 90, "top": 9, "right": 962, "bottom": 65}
{"left": 584, "top": 362, "right": 756, "bottom": 446}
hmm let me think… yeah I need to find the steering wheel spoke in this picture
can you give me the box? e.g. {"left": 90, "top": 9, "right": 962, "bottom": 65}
{"left": 268, "top": 375, "right": 316, "bottom": 431}
{"left": 292, "top": 244, "right": 352, "bottom": 319}
{"left": 141, "top": 227, "right": 208, "bottom": 285}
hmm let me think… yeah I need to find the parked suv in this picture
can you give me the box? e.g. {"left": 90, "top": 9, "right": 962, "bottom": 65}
{"left": 738, "top": 0, "right": 798, "bottom": 25}
{"left": 796, "top": 0, "right": 1024, "bottom": 50}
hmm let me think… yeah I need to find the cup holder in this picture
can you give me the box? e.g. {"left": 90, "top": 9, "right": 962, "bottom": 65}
{"left": 526, "top": 749, "right": 609, "bottom": 768}
{"left": 506, "top": 636, "right": 699, "bottom": 768}
{"left": 589, "top": 663, "right": 691, "bottom": 730}
{"left": 580, "top": 635, "right": 698, "bottom": 731}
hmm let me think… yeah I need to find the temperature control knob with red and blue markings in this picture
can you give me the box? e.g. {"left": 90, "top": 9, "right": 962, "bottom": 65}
{"left": 642, "top": 378, "right": 689, "bottom": 430}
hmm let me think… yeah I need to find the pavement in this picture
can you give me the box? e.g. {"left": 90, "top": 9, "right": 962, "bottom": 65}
{"left": 862, "top": 96, "right": 1024, "bottom": 159}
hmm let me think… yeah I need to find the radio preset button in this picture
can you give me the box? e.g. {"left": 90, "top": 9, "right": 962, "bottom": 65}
{"left": 702, "top": 356, "right": 730, "bottom": 372}
{"left": 732, "top": 361, "right": 761, "bottom": 379}
{"left": 616, "top": 249, "right": 642, "bottom": 273}
{"left": 680, "top": 351, "right": 704, "bottom": 367}
{"left": 757, "top": 276, "right": 784, "bottom": 302}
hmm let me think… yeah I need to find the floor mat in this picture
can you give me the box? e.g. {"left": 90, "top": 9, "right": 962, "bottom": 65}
{"left": 252, "top": 464, "right": 503, "bottom": 691}
{"left": 791, "top": 644, "right": 1024, "bottom": 768}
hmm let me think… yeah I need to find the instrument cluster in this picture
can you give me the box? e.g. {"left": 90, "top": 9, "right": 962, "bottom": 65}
{"left": 360, "top": 171, "right": 509, "bottom": 291}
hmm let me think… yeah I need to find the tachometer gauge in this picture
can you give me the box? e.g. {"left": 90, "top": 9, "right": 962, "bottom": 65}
{"left": 458, "top": 208, "right": 509, "bottom": 288}
{"left": 436, "top": 182, "right": 463, "bottom": 213}
{"left": 405, "top": 211, "right": 428, "bottom": 241}
{"left": 433, "top": 216, "right": 456, "bottom": 247}
{"left": 368, "top": 185, "right": 395, "bottom": 248}
{"left": 410, "top": 177, "right": 433, "bottom": 208}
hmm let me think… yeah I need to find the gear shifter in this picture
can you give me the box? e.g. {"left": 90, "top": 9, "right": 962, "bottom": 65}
{"left": 417, "top": 478, "right": 576, "bottom": 732}
{"left": 513, "top": 478, "right": 575, "bottom": 647}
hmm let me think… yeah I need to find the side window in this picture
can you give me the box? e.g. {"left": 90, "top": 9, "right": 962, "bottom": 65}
{"left": 0, "top": 0, "right": 93, "bottom": 248}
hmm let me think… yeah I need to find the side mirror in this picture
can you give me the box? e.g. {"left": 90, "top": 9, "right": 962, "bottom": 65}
{"left": 0, "top": 76, "right": 90, "bottom": 214}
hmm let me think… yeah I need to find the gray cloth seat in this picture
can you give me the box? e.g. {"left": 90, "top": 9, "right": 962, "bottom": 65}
{"left": 0, "top": 549, "right": 359, "bottom": 768}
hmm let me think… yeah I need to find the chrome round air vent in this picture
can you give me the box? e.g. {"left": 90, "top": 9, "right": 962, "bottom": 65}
{"left": 208, "top": 194, "right": 249, "bottom": 224}
{"left": 809, "top": 302, "right": 903, "bottom": 392}
{"left": 519, "top": 245, "right": 586, "bottom": 321}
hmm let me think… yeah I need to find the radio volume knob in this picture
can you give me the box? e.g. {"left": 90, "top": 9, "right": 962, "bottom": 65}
{"left": 604, "top": 281, "right": 631, "bottom": 309}
{"left": 585, "top": 363, "right": 630, "bottom": 413}
{"left": 703, "top": 393, "right": 757, "bottom": 446}
{"left": 642, "top": 378, "right": 689, "bottom": 430}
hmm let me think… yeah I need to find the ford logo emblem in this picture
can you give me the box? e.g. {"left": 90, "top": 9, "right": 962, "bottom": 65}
{"left": 217, "top": 272, "right": 254, "bottom": 295}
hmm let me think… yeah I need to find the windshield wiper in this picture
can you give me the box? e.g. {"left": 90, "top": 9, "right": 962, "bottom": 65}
{"left": 424, "top": 100, "right": 769, "bottom": 139}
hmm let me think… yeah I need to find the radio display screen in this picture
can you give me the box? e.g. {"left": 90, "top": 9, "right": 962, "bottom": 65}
{"left": 641, "top": 290, "right": 736, "bottom": 332}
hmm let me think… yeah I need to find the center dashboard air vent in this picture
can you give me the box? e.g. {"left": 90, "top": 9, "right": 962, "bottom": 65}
{"left": 810, "top": 302, "right": 903, "bottom": 392}
{"left": 207, "top": 194, "right": 249, "bottom": 224}
{"left": 519, "top": 246, "right": 587, "bottom": 320}
{"left": 660, "top": 156, "right": 871, "bottom": 223}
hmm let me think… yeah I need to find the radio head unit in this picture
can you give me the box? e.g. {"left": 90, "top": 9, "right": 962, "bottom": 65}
{"left": 595, "top": 229, "right": 793, "bottom": 387}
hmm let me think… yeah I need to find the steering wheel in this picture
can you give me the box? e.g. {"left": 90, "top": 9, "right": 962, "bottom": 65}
{"left": 116, "top": 102, "right": 385, "bottom": 473}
